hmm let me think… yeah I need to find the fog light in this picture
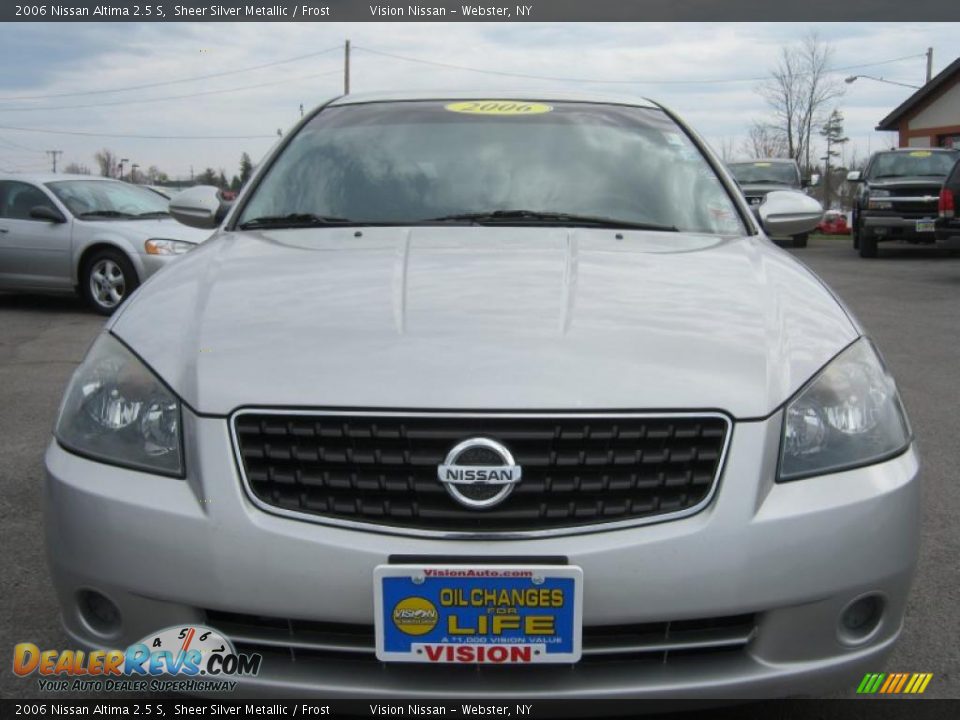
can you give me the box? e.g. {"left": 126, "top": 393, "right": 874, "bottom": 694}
{"left": 840, "top": 594, "right": 884, "bottom": 643}
{"left": 77, "top": 590, "right": 122, "bottom": 636}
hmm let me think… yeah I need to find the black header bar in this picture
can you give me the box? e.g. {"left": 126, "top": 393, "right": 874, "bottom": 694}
{"left": 4, "top": 1, "right": 960, "bottom": 23}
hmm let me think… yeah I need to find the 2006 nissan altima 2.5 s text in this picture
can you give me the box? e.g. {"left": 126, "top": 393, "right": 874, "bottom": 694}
{"left": 44, "top": 92, "right": 919, "bottom": 698}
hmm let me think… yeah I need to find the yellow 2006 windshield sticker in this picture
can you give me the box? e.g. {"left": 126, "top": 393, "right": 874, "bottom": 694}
{"left": 445, "top": 100, "right": 553, "bottom": 116}
{"left": 909, "top": 150, "right": 932, "bottom": 157}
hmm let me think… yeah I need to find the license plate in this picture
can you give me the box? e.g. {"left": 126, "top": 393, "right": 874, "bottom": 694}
{"left": 374, "top": 565, "right": 582, "bottom": 663}
{"left": 917, "top": 219, "right": 935, "bottom": 232}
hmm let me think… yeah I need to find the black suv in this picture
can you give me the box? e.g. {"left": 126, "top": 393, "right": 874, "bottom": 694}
{"left": 727, "top": 158, "right": 810, "bottom": 247}
{"left": 935, "top": 156, "right": 960, "bottom": 249}
{"left": 849, "top": 147, "right": 960, "bottom": 258}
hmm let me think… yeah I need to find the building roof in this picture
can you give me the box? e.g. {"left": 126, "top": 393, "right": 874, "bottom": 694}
{"left": 876, "top": 56, "right": 960, "bottom": 131}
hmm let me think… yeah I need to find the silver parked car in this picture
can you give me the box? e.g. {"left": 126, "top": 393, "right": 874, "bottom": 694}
{"left": 0, "top": 174, "right": 211, "bottom": 314}
{"left": 727, "top": 158, "right": 812, "bottom": 247}
{"left": 45, "top": 93, "right": 918, "bottom": 699}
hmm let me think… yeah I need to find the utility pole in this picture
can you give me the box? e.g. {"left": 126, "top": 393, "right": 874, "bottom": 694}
{"left": 45, "top": 150, "right": 62, "bottom": 173}
{"left": 344, "top": 39, "right": 351, "bottom": 95}
{"left": 925, "top": 47, "right": 933, "bottom": 84}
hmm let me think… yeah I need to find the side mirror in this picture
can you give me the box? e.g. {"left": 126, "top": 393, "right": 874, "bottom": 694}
{"left": 29, "top": 205, "right": 66, "bottom": 223}
{"left": 169, "top": 186, "right": 230, "bottom": 229}
{"left": 846, "top": 171, "right": 862, "bottom": 183}
{"left": 758, "top": 190, "right": 824, "bottom": 237}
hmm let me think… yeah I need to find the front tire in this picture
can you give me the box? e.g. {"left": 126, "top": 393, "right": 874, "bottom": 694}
{"left": 792, "top": 233, "right": 809, "bottom": 248}
{"left": 859, "top": 234, "right": 878, "bottom": 259}
{"left": 81, "top": 249, "right": 139, "bottom": 315}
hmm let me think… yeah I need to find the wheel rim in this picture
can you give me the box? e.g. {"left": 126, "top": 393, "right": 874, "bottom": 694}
{"left": 89, "top": 259, "right": 126, "bottom": 309}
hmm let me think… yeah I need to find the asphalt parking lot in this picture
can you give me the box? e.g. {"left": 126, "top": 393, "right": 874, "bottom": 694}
{"left": 1, "top": 235, "right": 958, "bottom": 701}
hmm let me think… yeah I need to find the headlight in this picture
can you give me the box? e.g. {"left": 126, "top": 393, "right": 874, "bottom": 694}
{"left": 144, "top": 238, "right": 195, "bottom": 256}
{"left": 55, "top": 333, "right": 183, "bottom": 476}
{"left": 867, "top": 189, "right": 892, "bottom": 210}
{"left": 779, "top": 338, "right": 910, "bottom": 481}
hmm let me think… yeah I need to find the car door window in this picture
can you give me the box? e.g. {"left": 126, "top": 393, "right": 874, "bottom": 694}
{"left": 0, "top": 181, "right": 59, "bottom": 221}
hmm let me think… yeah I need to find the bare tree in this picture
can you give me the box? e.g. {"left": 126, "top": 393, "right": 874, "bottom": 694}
{"left": 63, "top": 162, "right": 91, "bottom": 175}
{"left": 145, "top": 165, "right": 169, "bottom": 183}
{"left": 716, "top": 137, "right": 738, "bottom": 162}
{"left": 741, "top": 120, "right": 789, "bottom": 159}
{"left": 93, "top": 148, "right": 119, "bottom": 178}
{"left": 759, "top": 32, "right": 844, "bottom": 174}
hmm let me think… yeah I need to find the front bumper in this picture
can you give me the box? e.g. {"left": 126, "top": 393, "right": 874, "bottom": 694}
{"left": 935, "top": 220, "right": 960, "bottom": 248}
{"left": 136, "top": 251, "right": 188, "bottom": 281}
{"left": 43, "top": 410, "right": 921, "bottom": 698}
{"left": 862, "top": 214, "right": 938, "bottom": 243}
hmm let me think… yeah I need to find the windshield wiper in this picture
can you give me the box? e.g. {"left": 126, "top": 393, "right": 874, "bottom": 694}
{"left": 237, "top": 213, "right": 355, "bottom": 230}
{"left": 136, "top": 210, "right": 170, "bottom": 218}
{"left": 77, "top": 210, "right": 136, "bottom": 219}
{"left": 423, "top": 210, "right": 678, "bottom": 231}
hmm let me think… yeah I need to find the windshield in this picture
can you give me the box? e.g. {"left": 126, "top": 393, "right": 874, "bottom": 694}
{"left": 238, "top": 100, "right": 745, "bottom": 235}
{"left": 866, "top": 150, "right": 960, "bottom": 179}
{"left": 727, "top": 161, "right": 800, "bottom": 186}
{"left": 46, "top": 180, "right": 170, "bottom": 218}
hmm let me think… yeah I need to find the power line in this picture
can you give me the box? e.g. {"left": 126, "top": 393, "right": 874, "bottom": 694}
{"left": 0, "top": 124, "right": 277, "bottom": 140}
{"left": 0, "top": 68, "right": 342, "bottom": 113}
{"left": 353, "top": 46, "right": 925, "bottom": 85}
{"left": 45, "top": 149, "right": 63, "bottom": 172}
{"left": 0, "top": 45, "right": 342, "bottom": 103}
{"left": 0, "top": 134, "right": 45, "bottom": 153}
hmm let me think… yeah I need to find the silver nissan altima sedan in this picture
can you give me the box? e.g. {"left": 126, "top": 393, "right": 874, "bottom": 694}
{"left": 0, "top": 174, "right": 210, "bottom": 314}
{"left": 44, "top": 92, "right": 919, "bottom": 699}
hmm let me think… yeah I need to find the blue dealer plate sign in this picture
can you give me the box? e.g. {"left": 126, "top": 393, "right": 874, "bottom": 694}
{"left": 374, "top": 565, "right": 583, "bottom": 663}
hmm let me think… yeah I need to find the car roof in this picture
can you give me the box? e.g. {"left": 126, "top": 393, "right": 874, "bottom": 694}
{"left": 0, "top": 173, "right": 121, "bottom": 184}
{"left": 327, "top": 90, "right": 660, "bottom": 109}
{"left": 873, "top": 148, "right": 958, "bottom": 154}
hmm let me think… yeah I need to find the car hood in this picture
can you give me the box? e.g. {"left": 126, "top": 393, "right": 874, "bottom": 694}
{"left": 110, "top": 227, "right": 858, "bottom": 418}
{"left": 80, "top": 216, "right": 211, "bottom": 243}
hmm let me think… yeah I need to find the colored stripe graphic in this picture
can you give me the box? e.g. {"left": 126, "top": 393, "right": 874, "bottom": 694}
{"left": 857, "top": 672, "right": 932, "bottom": 694}
{"left": 893, "top": 673, "right": 910, "bottom": 693}
{"left": 879, "top": 674, "right": 897, "bottom": 693}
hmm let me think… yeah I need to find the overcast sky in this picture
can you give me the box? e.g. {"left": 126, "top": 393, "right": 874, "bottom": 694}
{"left": 0, "top": 22, "right": 955, "bottom": 180}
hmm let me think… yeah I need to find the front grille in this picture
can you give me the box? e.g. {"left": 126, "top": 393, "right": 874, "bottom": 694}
{"left": 232, "top": 411, "right": 729, "bottom": 534}
{"left": 891, "top": 200, "right": 938, "bottom": 214}
{"left": 205, "top": 609, "right": 757, "bottom": 665}
{"left": 885, "top": 186, "right": 940, "bottom": 214}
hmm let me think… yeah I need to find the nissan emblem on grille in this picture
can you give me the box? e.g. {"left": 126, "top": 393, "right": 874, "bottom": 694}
{"left": 437, "top": 438, "right": 522, "bottom": 509}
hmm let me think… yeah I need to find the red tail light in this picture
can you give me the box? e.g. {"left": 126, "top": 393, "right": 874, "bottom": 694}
{"left": 940, "top": 188, "right": 955, "bottom": 218}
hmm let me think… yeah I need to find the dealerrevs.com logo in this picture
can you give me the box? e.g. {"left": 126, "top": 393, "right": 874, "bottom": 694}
{"left": 12, "top": 625, "right": 261, "bottom": 693}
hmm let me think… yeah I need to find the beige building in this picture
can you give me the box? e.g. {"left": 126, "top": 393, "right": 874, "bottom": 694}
{"left": 877, "top": 57, "right": 960, "bottom": 149}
